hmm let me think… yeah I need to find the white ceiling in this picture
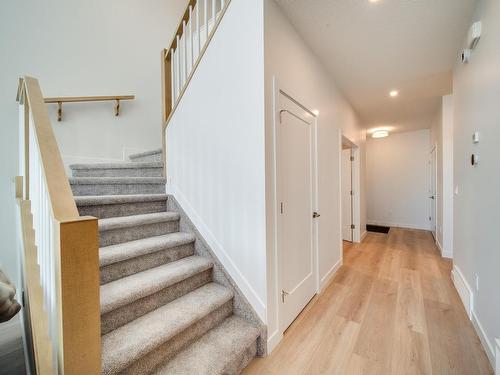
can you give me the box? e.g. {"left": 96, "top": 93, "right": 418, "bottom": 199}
{"left": 275, "top": 0, "right": 478, "bottom": 133}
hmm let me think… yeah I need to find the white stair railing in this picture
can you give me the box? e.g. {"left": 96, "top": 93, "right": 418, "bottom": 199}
{"left": 161, "top": 0, "right": 232, "bottom": 174}
{"left": 16, "top": 76, "right": 101, "bottom": 375}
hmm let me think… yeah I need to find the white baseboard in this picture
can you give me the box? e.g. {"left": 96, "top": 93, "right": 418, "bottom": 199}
{"left": 168, "top": 185, "right": 267, "bottom": 321}
{"left": 436, "top": 238, "right": 453, "bottom": 259}
{"left": 451, "top": 265, "right": 473, "bottom": 319}
{"left": 360, "top": 230, "right": 368, "bottom": 242}
{"left": 471, "top": 310, "right": 496, "bottom": 370}
{"left": 320, "top": 259, "right": 342, "bottom": 291}
{"left": 367, "top": 220, "right": 430, "bottom": 231}
{"left": 267, "top": 329, "right": 283, "bottom": 354}
{"left": 451, "top": 266, "right": 496, "bottom": 371}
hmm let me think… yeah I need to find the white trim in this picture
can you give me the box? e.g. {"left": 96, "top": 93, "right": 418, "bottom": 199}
{"left": 320, "top": 259, "right": 342, "bottom": 291}
{"left": 267, "top": 329, "right": 283, "bottom": 353}
{"left": 360, "top": 230, "right": 368, "bottom": 242}
{"left": 451, "top": 265, "right": 473, "bottom": 319}
{"left": 367, "top": 220, "right": 430, "bottom": 231}
{"left": 167, "top": 184, "right": 267, "bottom": 320}
{"left": 436, "top": 238, "right": 452, "bottom": 259}
{"left": 471, "top": 310, "right": 496, "bottom": 369}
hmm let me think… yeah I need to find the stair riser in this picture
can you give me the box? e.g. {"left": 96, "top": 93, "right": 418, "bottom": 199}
{"left": 223, "top": 342, "right": 258, "bottom": 375}
{"left": 100, "top": 243, "right": 195, "bottom": 285}
{"left": 100, "top": 221, "right": 179, "bottom": 247}
{"left": 71, "top": 183, "right": 165, "bottom": 196}
{"left": 130, "top": 154, "right": 162, "bottom": 163}
{"left": 72, "top": 168, "right": 162, "bottom": 178}
{"left": 120, "top": 301, "right": 233, "bottom": 375}
{"left": 78, "top": 201, "right": 167, "bottom": 219}
{"left": 101, "top": 269, "right": 212, "bottom": 335}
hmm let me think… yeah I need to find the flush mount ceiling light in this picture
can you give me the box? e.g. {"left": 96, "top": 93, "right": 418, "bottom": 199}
{"left": 389, "top": 90, "right": 399, "bottom": 97}
{"left": 369, "top": 0, "right": 380, "bottom": 3}
{"left": 372, "top": 130, "right": 389, "bottom": 138}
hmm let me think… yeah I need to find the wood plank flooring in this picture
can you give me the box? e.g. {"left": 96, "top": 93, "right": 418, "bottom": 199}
{"left": 243, "top": 228, "right": 492, "bottom": 375}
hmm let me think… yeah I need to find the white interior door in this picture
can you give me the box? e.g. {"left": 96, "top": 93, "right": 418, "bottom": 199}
{"left": 429, "top": 147, "right": 437, "bottom": 239}
{"left": 277, "top": 93, "right": 316, "bottom": 332}
{"left": 341, "top": 149, "right": 353, "bottom": 242}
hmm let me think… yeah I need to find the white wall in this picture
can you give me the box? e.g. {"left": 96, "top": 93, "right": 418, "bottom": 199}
{"left": 166, "top": 0, "right": 267, "bottom": 320}
{"left": 264, "top": 0, "right": 365, "bottom": 351}
{"left": 452, "top": 0, "right": 500, "bottom": 366}
{"left": 366, "top": 129, "right": 431, "bottom": 230}
{"left": 0, "top": 0, "right": 187, "bottom": 278}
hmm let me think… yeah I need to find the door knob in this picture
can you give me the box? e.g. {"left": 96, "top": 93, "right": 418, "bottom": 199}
{"left": 313, "top": 212, "right": 321, "bottom": 218}
{"left": 429, "top": 196, "right": 435, "bottom": 200}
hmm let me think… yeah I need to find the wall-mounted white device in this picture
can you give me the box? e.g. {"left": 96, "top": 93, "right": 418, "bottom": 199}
{"left": 473, "top": 132, "right": 480, "bottom": 144}
{"left": 468, "top": 21, "right": 482, "bottom": 49}
{"left": 461, "top": 49, "right": 471, "bottom": 64}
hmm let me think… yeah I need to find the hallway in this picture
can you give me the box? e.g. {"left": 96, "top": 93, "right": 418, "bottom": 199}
{"left": 244, "top": 229, "right": 492, "bottom": 375}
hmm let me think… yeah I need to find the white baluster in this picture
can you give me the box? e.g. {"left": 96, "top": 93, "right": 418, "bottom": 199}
{"left": 189, "top": 5, "right": 194, "bottom": 71}
{"left": 175, "top": 35, "right": 181, "bottom": 95}
{"left": 182, "top": 21, "right": 187, "bottom": 86}
{"left": 196, "top": 3, "right": 201, "bottom": 58}
{"left": 204, "top": 0, "right": 208, "bottom": 44}
{"left": 212, "top": 0, "right": 216, "bottom": 31}
{"left": 171, "top": 48, "right": 176, "bottom": 105}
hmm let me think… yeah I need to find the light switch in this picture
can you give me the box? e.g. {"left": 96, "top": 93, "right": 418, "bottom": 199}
{"left": 473, "top": 132, "right": 480, "bottom": 144}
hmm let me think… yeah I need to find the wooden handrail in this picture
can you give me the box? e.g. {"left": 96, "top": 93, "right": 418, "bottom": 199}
{"left": 161, "top": 0, "right": 232, "bottom": 175}
{"left": 44, "top": 95, "right": 135, "bottom": 103}
{"left": 17, "top": 76, "right": 101, "bottom": 375}
{"left": 44, "top": 95, "right": 135, "bottom": 121}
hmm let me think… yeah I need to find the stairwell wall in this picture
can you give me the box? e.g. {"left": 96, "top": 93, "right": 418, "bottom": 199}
{"left": 165, "top": 0, "right": 267, "bottom": 321}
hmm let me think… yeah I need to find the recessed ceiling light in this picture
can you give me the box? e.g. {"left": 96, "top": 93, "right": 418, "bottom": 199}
{"left": 372, "top": 130, "right": 389, "bottom": 138}
{"left": 389, "top": 90, "right": 399, "bottom": 97}
{"left": 312, "top": 109, "right": 320, "bottom": 116}
{"left": 369, "top": 0, "right": 380, "bottom": 3}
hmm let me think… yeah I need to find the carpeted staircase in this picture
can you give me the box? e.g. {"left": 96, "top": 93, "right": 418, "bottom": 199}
{"left": 69, "top": 149, "right": 261, "bottom": 375}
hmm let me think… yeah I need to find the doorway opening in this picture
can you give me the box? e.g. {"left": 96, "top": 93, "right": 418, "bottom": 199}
{"left": 341, "top": 135, "right": 360, "bottom": 244}
{"left": 429, "top": 146, "right": 437, "bottom": 241}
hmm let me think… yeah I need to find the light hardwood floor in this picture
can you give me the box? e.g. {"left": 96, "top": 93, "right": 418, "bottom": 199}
{"left": 243, "top": 228, "right": 493, "bottom": 375}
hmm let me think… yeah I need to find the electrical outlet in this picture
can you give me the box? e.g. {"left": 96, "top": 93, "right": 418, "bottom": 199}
{"left": 475, "top": 274, "right": 479, "bottom": 291}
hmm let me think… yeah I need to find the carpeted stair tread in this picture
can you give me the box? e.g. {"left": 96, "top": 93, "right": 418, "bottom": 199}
{"left": 152, "top": 316, "right": 259, "bottom": 375}
{"left": 98, "top": 212, "right": 179, "bottom": 232}
{"left": 101, "top": 283, "right": 233, "bottom": 375}
{"left": 100, "top": 256, "right": 213, "bottom": 314}
{"left": 70, "top": 176, "right": 166, "bottom": 185}
{"left": 75, "top": 194, "right": 167, "bottom": 206}
{"left": 100, "top": 232, "right": 195, "bottom": 268}
{"left": 129, "top": 149, "right": 162, "bottom": 162}
{"left": 70, "top": 161, "right": 163, "bottom": 170}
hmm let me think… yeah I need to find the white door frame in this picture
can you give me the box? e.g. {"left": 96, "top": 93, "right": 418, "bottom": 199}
{"left": 272, "top": 77, "right": 319, "bottom": 335}
{"left": 429, "top": 145, "right": 438, "bottom": 240}
{"left": 340, "top": 134, "right": 362, "bottom": 243}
